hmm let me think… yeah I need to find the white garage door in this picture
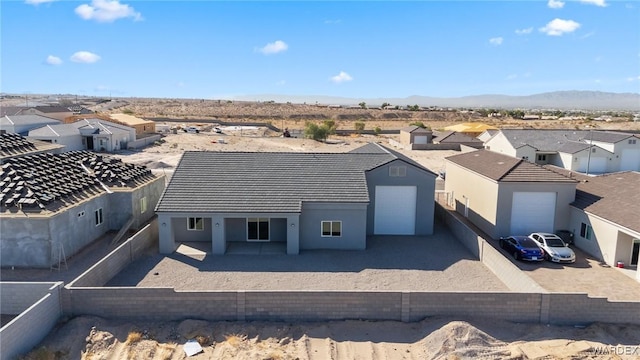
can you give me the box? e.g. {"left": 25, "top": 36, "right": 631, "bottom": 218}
{"left": 510, "top": 192, "right": 556, "bottom": 235}
{"left": 621, "top": 149, "right": 640, "bottom": 171}
{"left": 414, "top": 135, "right": 428, "bottom": 145}
{"left": 374, "top": 186, "right": 417, "bottom": 235}
{"left": 578, "top": 157, "right": 606, "bottom": 173}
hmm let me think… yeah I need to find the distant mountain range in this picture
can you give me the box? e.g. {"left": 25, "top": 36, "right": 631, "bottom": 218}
{"left": 232, "top": 91, "right": 640, "bottom": 111}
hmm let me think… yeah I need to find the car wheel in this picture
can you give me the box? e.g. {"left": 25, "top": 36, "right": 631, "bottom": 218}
{"left": 513, "top": 251, "right": 520, "bottom": 261}
{"left": 499, "top": 239, "right": 504, "bottom": 249}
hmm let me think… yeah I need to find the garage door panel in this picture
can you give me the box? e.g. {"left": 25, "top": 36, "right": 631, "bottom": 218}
{"left": 374, "top": 186, "right": 416, "bottom": 235}
{"left": 510, "top": 192, "right": 556, "bottom": 235}
{"left": 621, "top": 149, "right": 640, "bottom": 171}
{"left": 578, "top": 157, "right": 606, "bottom": 173}
{"left": 414, "top": 135, "right": 428, "bottom": 145}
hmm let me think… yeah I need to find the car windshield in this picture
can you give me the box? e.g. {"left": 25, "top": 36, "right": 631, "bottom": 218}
{"left": 546, "top": 239, "right": 565, "bottom": 247}
{"left": 519, "top": 238, "right": 538, "bottom": 248}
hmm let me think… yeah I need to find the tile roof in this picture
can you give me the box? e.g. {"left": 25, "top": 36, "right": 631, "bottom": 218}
{"left": 0, "top": 106, "right": 26, "bottom": 117}
{"left": 588, "top": 131, "right": 635, "bottom": 144}
{"left": 0, "top": 151, "right": 155, "bottom": 214}
{"left": 557, "top": 141, "right": 591, "bottom": 154}
{"left": 446, "top": 150, "right": 576, "bottom": 183}
{"left": 0, "top": 134, "right": 64, "bottom": 161}
{"left": 33, "top": 106, "right": 73, "bottom": 113}
{"left": 434, "top": 131, "right": 483, "bottom": 144}
{"left": 400, "top": 125, "right": 430, "bottom": 133}
{"left": 29, "top": 124, "right": 79, "bottom": 137}
{"left": 499, "top": 129, "right": 638, "bottom": 151}
{"left": 0, "top": 114, "right": 60, "bottom": 127}
{"left": 156, "top": 144, "right": 434, "bottom": 213}
{"left": 570, "top": 171, "right": 640, "bottom": 234}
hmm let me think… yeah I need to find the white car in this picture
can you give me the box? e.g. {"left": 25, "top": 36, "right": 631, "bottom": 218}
{"left": 528, "top": 233, "right": 576, "bottom": 263}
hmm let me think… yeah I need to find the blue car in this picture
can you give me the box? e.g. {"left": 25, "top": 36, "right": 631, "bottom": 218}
{"left": 499, "top": 236, "right": 544, "bottom": 262}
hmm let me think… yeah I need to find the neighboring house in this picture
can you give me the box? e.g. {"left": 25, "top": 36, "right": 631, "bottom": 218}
{"left": 0, "top": 133, "right": 64, "bottom": 162}
{"left": 476, "top": 129, "right": 500, "bottom": 143}
{"left": 68, "top": 105, "right": 94, "bottom": 115}
{"left": 432, "top": 131, "right": 484, "bottom": 148}
{"left": 443, "top": 122, "right": 498, "bottom": 137}
{"left": 0, "top": 150, "right": 165, "bottom": 268}
{"left": 484, "top": 129, "right": 640, "bottom": 173}
{"left": 444, "top": 150, "right": 577, "bottom": 239}
{"left": 0, "top": 115, "right": 61, "bottom": 136}
{"left": 109, "top": 113, "right": 156, "bottom": 135}
{"left": 19, "top": 106, "right": 74, "bottom": 121}
{"left": 156, "top": 143, "right": 437, "bottom": 255}
{"left": 28, "top": 119, "right": 135, "bottom": 152}
{"left": 399, "top": 126, "right": 433, "bottom": 149}
{"left": 546, "top": 167, "right": 640, "bottom": 274}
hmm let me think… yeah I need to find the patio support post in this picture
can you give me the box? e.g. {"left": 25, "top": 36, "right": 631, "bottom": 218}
{"left": 212, "top": 215, "right": 226, "bottom": 254}
{"left": 287, "top": 214, "right": 300, "bottom": 255}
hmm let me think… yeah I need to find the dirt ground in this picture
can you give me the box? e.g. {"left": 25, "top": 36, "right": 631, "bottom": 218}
{"left": 26, "top": 315, "right": 640, "bottom": 360}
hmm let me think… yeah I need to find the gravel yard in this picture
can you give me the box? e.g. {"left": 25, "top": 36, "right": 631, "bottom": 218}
{"left": 107, "top": 223, "right": 508, "bottom": 291}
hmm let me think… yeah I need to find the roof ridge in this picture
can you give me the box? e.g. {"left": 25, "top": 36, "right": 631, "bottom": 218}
{"left": 497, "top": 157, "right": 525, "bottom": 181}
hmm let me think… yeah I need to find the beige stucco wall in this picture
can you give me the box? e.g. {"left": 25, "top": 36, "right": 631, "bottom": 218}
{"left": 569, "top": 207, "right": 640, "bottom": 267}
{"left": 444, "top": 160, "right": 499, "bottom": 238}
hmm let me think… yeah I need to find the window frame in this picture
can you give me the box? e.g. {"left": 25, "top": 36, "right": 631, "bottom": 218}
{"left": 247, "top": 218, "right": 270, "bottom": 241}
{"left": 94, "top": 208, "right": 103, "bottom": 226}
{"left": 321, "top": 220, "right": 342, "bottom": 237}
{"left": 140, "top": 196, "right": 147, "bottom": 214}
{"left": 187, "top": 217, "right": 204, "bottom": 231}
{"left": 580, "top": 222, "right": 593, "bottom": 240}
{"left": 389, "top": 165, "right": 407, "bottom": 177}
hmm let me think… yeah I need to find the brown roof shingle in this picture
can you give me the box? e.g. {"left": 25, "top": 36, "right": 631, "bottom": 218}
{"left": 446, "top": 150, "right": 576, "bottom": 183}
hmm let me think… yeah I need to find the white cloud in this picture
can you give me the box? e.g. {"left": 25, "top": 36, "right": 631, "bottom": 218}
{"left": 25, "top": 0, "right": 56, "bottom": 5}
{"left": 70, "top": 51, "right": 101, "bottom": 63}
{"left": 547, "top": 0, "right": 565, "bottom": 8}
{"left": 515, "top": 27, "right": 533, "bottom": 35}
{"left": 489, "top": 37, "right": 503, "bottom": 46}
{"left": 330, "top": 71, "right": 353, "bottom": 84}
{"left": 45, "top": 55, "right": 62, "bottom": 65}
{"left": 580, "top": 0, "right": 607, "bottom": 7}
{"left": 75, "top": 0, "right": 142, "bottom": 23}
{"left": 539, "top": 18, "right": 581, "bottom": 36}
{"left": 257, "top": 40, "right": 288, "bottom": 55}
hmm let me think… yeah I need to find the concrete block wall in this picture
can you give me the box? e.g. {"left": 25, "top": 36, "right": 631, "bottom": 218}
{"left": 0, "top": 282, "right": 58, "bottom": 314}
{"left": 0, "top": 282, "right": 63, "bottom": 360}
{"left": 547, "top": 293, "right": 640, "bottom": 325}
{"left": 244, "top": 292, "right": 401, "bottom": 321}
{"left": 65, "top": 288, "right": 237, "bottom": 321}
{"left": 67, "top": 220, "right": 157, "bottom": 288}
{"left": 407, "top": 292, "right": 542, "bottom": 323}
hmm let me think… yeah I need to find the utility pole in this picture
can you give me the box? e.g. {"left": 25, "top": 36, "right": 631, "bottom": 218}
{"left": 586, "top": 129, "right": 593, "bottom": 176}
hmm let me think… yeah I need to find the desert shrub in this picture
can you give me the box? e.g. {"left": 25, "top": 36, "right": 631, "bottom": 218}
{"left": 374, "top": 126, "right": 382, "bottom": 135}
{"left": 126, "top": 331, "right": 143, "bottom": 344}
{"left": 409, "top": 121, "right": 430, "bottom": 129}
{"left": 354, "top": 121, "right": 365, "bottom": 133}
{"left": 304, "top": 120, "right": 336, "bottom": 141}
{"left": 122, "top": 109, "right": 134, "bottom": 115}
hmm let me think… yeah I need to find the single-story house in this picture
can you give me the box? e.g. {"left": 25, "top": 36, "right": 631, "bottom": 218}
{"left": 556, "top": 169, "right": 639, "bottom": 274}
{"left": 0, "top": 150, "right": 165, "bottom": 268}
{"left": 156, "top": 143, "right": 437, "bottom": 255}
{"left": 444, "top": 150, "right": 577, "bottom": 239}
{"left": 0, "top": 115, "right": 60, "bottom": 136}
{"left": 476, "top": 129, "right": 500, "bottom": 143}
{"left": 484, "top": 129, "right": 640, "bottom": 173}
{"left": 109, "top": 113, "right": 156, "bottom": 135}
{"left": 432, "top": 131, "right": 484, "bottom": 149}
{"left": 18, "top": 106, "right": 74, "bottom": 122}
{"left": 399, "top": 126, "right": 433, "bottom": 149}
{"left": 28, "top": 119, "right": 135, "bottom": 152}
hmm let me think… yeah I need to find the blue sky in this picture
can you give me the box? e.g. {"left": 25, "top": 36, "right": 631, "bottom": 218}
{"left": 2, "top": 0, "right": 639, "bottom": 99}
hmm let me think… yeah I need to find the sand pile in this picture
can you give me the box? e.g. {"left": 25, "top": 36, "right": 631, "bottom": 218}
{"left": 25, "top": 316, "right": 640, "bottom": 360}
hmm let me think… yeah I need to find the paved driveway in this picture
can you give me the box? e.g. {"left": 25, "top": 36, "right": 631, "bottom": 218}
{"left": 107, "top": 223, "right": 509, "bottom": 292}
{"left": 492, "top": 239, "right": 640, "bottom": 301}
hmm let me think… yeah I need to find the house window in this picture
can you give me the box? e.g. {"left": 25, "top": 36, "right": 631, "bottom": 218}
{"left": 629, "top": 139, "right": 637, "bottom": 145}
{"left": 537, "top": 154, "right": 546, "bottom": 161}
{"left": 522, "top": 156, "right": 529, "bottom": 161}
{"left": 140, "top": 197, "right": 147, "bottom": 214}
{"left": 321, "top": 221, "right": 342, "bottom": 237}
{"left": 94, "top": 208, "right": 103, "bottom": 226}
{"left": 248, "top": 218, "right": 269, "bottom": 241}
{"left": 591, "top": 148, "right": 596, "bottom": 153}
{"left": 389, "top": 166, "right": 407, "bottom": 177}
{"left": 580, "top": 223, "right": 593, "bottom": 240}
{"left": 188, "top": 217, "right": 204, "bottom": 231}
